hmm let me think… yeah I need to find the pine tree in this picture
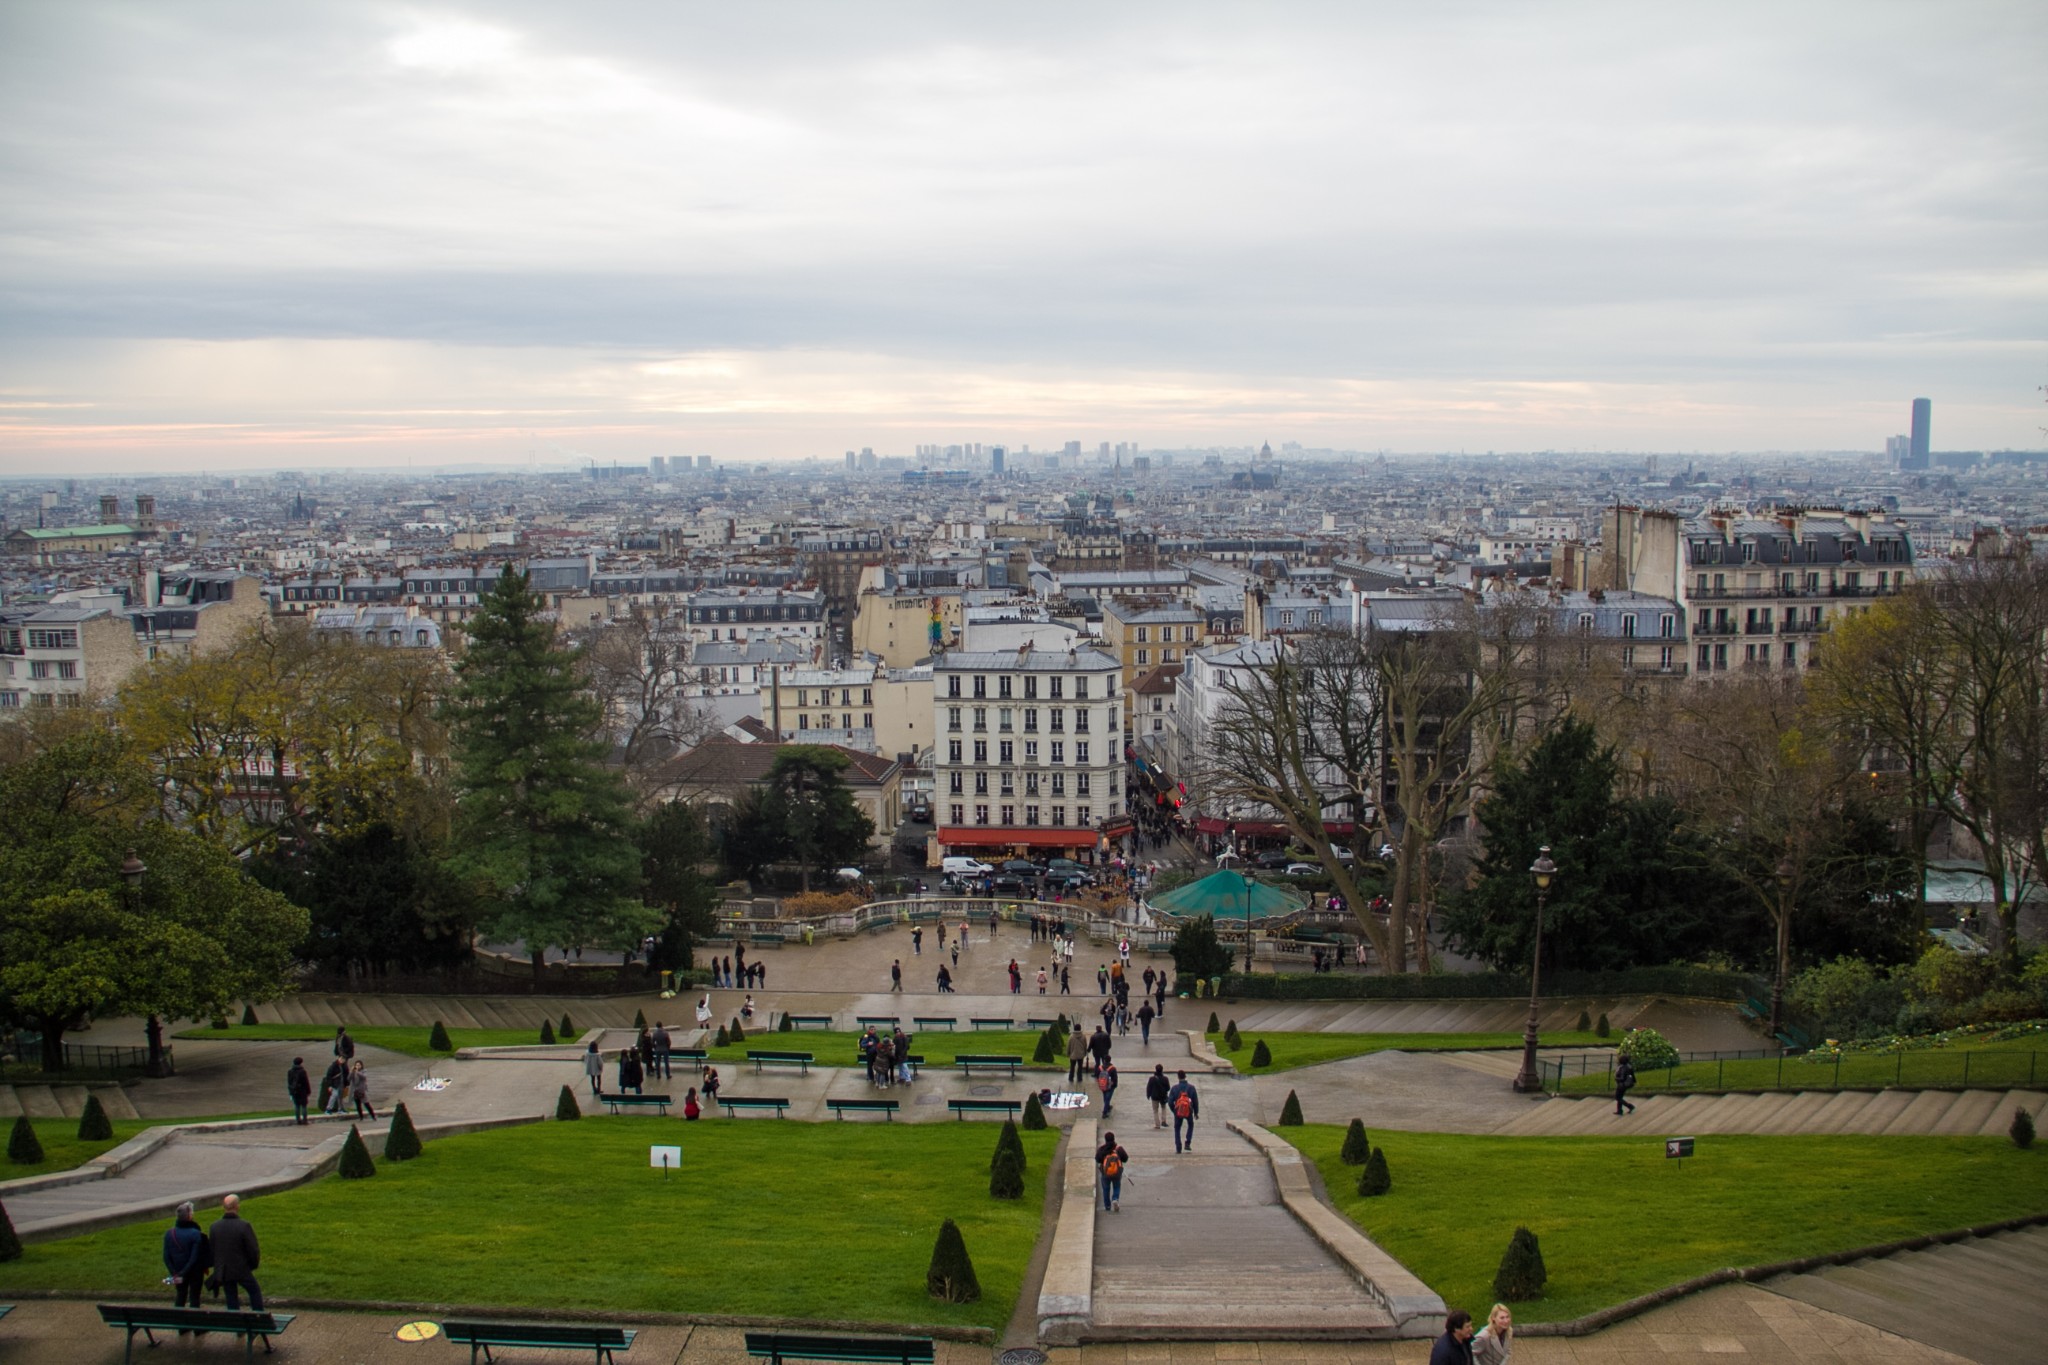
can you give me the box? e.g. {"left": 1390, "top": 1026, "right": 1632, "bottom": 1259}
{"left": 444, "top": 565, "right": 656, "bottom": 982}
{"left": 2013, "top": 1108, "right": 2037, "bottom": 1149}
{"left": 927, "top": 1219, "right": 981, "bottom": 1303}
{"left": 77, "top": 1094, "right": 113, "bottom": 1142}
{"left": 7, "top": 1115, "right": 43, "bottom": 1165}
{"left": 1340, "top": 1118, "right": 1371, "bottom": 1165}
{"left": 1022, "top": 1092, "right": 1048, "bottom": 1131}
{"left": 0, "top": 1199, "right": 20, "bottom": 1262}
{"left": 561, "top": 1013, "right": 575, "bottom": 1038}
{"left": 634, "top": 1008, "right": 647, "bottom": 1030}
{"left": 384, "top": 1102, "right": 424, "bottom": 1161}
{"left": 241, "top": 1003, "right": 259, "bottom": 1026}
{"left": 714, "top": 1024, "right": 730, "bottom": 1047}
{"left": 555, "top": 1085, "right": 582, "bottom": 1121}
{"left": 1576, "top": 1009, "right": 1592, "bottom": 1033}
{"left": 540, "top": 1020, "right": 556, "bottom": 1044}
{"left": 989, "top": 1143, "right": 1025, "bottom": 1199}
{"left": 1595, "top": 1012, "right": 1610, "bottom": 1038}
{"left": 1357, "top": 1146, "right": 1390, "bottom": 1196}
{"left": 337, "top": 1124, "right": 376, "bottom": 1179}
{"left": 1207, "top": 1011, "right": 1220, "bottom": 1033}
{"left": 1277, "top": 1089, "right": 1303, "bottom": 1126}
{"left": 990, "top": 1118, "right": 1026, "bottom": 1172}
{"left": 729, "top": 1017, "right": 746, "bottom": 1042}
{"left": 1250, "top": 1039, "right": 1272, "bottom": 1068}
{"left": 1224, "top": 1020, "right": 1242, "bottom": 1052}
{"left": 1032, "top": 1028, "right": 1056, "bottom": 1064}
{"left": 428, "top": 1020, "right": 453, "bottom": 1052}
{"left": 779, "top": 1012, "right": 794, "bottom": 1032}
{"left": 1493, "top": 1226, "right": 1547, "bottom": 1300}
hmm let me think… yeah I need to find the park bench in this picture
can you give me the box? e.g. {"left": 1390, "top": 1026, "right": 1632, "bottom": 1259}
{"left": 745, "top": 1331, "right": 934, "bottom": 1365}
{"left": 718, "top": 1095, "right": 791, "bottom": 1118}
{"left": 852, "top": 1050, "right": 924, "bottom": 1076}
{"left": 948, "top": 1098, "right": 1021, "bottom": 1120}
{"left": 826, "top": 1098, "right": 901, "bottom": 1121}
{"left": 1025, "top": 1016, "right": 1061, "bottom": 1028}
{"left": 750, "top": 933, "right": 785, "bottom": 947}
{"left": 672, "top": 1047, "right": 709, "bottom": 1063}
{"left": 1739, "top": 997, "right": 1767, "bottom": 1023}
{"left": 98, "top": 1304, "right": 295, "bottom": 1363}
{"left": 441, "top": 1319, "right": 638, "bottom": 1364}
{"left": 785, "top": 1014, "right": 832, "bottom": 1029}
{"left": 601, "top": 1093, "right": 671, "bottom": 1115}
{"left": 969, "top": 1017, "right": 1014, "bottom": 1030}
{"left": 857, "top": 1015, "right": 901, "bottom": 1028}
{"left": 911, "top": 1015, "right": 957, "bottom": 1030}
{"left": 747, "top": 1050, "right": 814, "bottom": 1075}
{"left": 1775, "top": 1023, "right": 1812, "bottom": 1054}
{"left": 956, "top": 1054, "right": 1023, "bottom": 1077}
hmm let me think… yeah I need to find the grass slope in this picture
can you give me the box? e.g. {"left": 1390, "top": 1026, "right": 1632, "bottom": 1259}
{"left": 3, "top": 1112, "right": 287, "bottom": 1179}
{"left": 1559, "top": 1031, "right": 2048, "bottom": 1094}
{"left": 1206, "top": 1031, "right": 1605, "bottom": 1073}
{"left": 1284, "top": 1125, "right": 2048, "bottom": 1322}
{"left": 8, "top": 1119, "right": 1056, "bottom": 1328}
{"left": 173, "top": 1024, "right": 542, "bottom": 1059}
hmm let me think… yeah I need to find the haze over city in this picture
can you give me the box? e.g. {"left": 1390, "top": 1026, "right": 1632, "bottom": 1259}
{"left": 2, "top": 1, "right": 2044, "bottom": 474}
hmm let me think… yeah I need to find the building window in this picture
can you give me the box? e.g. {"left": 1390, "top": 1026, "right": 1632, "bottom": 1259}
{"left": 1136, "top": 626, "right": 1149, "bottom": 643}
{"left": 1660, "top": 646, "right": 1674, "bottom": 671}
{"left": 1714, "top": 644, "right": 1728, "bottom": 670}
{"left": 1023, "top": 707, "right": 1038, "bottom": 731}
{"left": 1025, "top": 773, "right": 1040, "bottom": 796}
{"left": 1660, "top": 614, "right": 1675, "bottom": 638}
{"left": 949, "top": 773, "right": 963, "bottom": 794}
{"left": 1074, "top": 678, "right": 1088, "bottom": 700}
{"left": 1025, "top": 805, "right": 1040, "bottom": 826}
{"left": 973, "top": 707, "right": 987, "bottom": 731}
{"left": 1075, "top": 709, "right": 1090, "bottom": 733}
{"left": 1153, "top": 717, "right": 1164, "bottom": 732}
{"left": 26, "top": 629, "right": 78, "bottom": 650}
{"left": 1577, "top": 613, "right": 1594, "bottom": 633}
{"left": 1279, "top": 610, "right": 1293, "bottom": 626}
{"left": 1024, "top": 741, "right": 1039, "bottom": 763}
{"left": 973, "top": 741, "right": 987, "bottom": 763}
{"left": 1077, "top": 805, "right": 1091, "bottom": 825}
{"left": 998, "top": 676, "right": 1012, "bottom": 699}
{"left": 974, "top": 773, "right": 988, "bottom": 794}
{"left": 1784, "top": 642, "right": 1797, "bottom": 666}
{"left": 1050, "top": 709, "right": 1064, "bottom": 732}
{"left": 1051, "top": 806, "right": 1065, "bottom": 826}
{"left": 1136, "top": 649, "right": 1149, "bottom": 666}
{"left": 1051, "top": 742, "right": 1065, "bottom": 764}
{"left": 1000, "top": 804, "right": 1014, "bottom": 825}
{"left": 1050, "top": 676, "right": 1064, "bottom": 699}
{"left": 1051, "top": 773, "right": 1065, "bottom": 795}
{"left": 1076, "top": 742, "right": 1090, "bottom": 764}
{"left": 949, "top": 707, "right": 962, "bottom": 731}
{"left": 948, "top": 740, "right": 962, "bottom": 763}
{"left": 1697, "top": 644, "right": 1711, "bottom": 670}
{"left": 862, "top": 712, "right": 871, "bottom": 729}
{"left": 998, "top": 707, "right": 1013, "bottom": 731}
{"left": 975, "top": 804, "right": 989, "bottom": 825}
{"left": 1024, "top": 676, "right": 1038, "bottom": 699}
{"left": 999, "top": 741, "right": 1014, "bottom": 764}
{"left": 948, "top": 676, "right": 962, "bottom": 697}
{"left": 973, "top": 675, "right": 987, "bottom": 698}
{"left": 1307, "top": 610, "right": 1322, "bottom": 625}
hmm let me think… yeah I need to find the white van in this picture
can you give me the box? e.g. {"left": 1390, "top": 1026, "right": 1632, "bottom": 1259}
{"left": 942, "top": 856, "right": 993, "bottom": 877}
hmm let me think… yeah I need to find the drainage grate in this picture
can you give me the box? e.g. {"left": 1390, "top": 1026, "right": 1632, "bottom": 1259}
{"left": 969, "top": 1083, "right": 1003, "bottom": 1097}
{"left": 998, "top": 1350, "right": 1047, "bottom": 1365}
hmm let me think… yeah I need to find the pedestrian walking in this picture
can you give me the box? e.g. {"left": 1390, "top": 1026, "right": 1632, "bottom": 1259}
{"left": 636, "top": 1027, "right": 655, "bottom": 1072}
{"left": 583, "top": 1040, "right": 604, "bottom": 1096}
{"left": 1008, "top": 959, "right": 1022, "bottom": 994}
{"left": 1097, "top": 964, "right": 1109, "bottom": 994}
{"left": 1089, "top": 1024, "right": 1112, "bottom": 1076}
{"left": 1060, "top": 964, "right": 1071, "bottom": 994}
{"left": 951, "top": 942, "right": 960, "bottom": 969}
{"left": 1168, "top": 1070, "right": 1200, "bottom": 1153}
{"left": 285, "top": 1057, "right": 311, "bottom": 1125}
{"left": 1145, "top": 1064, "right": 1171, "bottom": 1129}
{"left": 209, "top": 1194, "right": 264, "bottom": 1312}
{"left": 1136, "top": 998, "right": 1155, "bottom": 1044}
{"left": 1429, "top": 1309, "right": 1476, "bottom": 1365}
{"left": 333, "top": 1026, "right": 355, "bottom": 1064}
{"left": 320, "top": 1058, "right": 347, "bottom": 1115}
{"left": 1097, "top": 1058, "right": 1119, "bottom": 1115}
{"left": 161, "top": 1201, "right": 210, "bottom": 1313}
{"left": 348, "top": 1060, "right": 376, "bottom": 1120}
{"left": 1471, "top": 1305, "right": 1514, "bottom": 1365}
{"left": 1036, "top": 967, "right": 1048, "bottom": 994}
{"left": 1613, "top": 1055, "right": 1637, "bottom": 1115}
{"left": 890, "top": 959, "right": 903, "bottom": 992}
{"left": 1155, "top": 975, "right": 1167, "bottom": 1018}
{"left": 1067, "top": 1022, "right": 1091, "bottom": 1083}
{"left": 912, "top": 925, "right": 923, "bottom": 955}
{"left": 1096, "top": 1130, "right": 1129, "bottom": 1212}
{"left": 651, "top": 1023, "right": 672, "bottom": 1080}
{"left": 936, "top": 963, "right": 954, "bottom": 993}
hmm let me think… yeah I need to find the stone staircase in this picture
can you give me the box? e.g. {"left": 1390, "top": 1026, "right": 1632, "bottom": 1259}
{"left": 1495, "top": 1087, "right": 2048, "bottom": 1137}
{"left": 1762, "top": 1224, "right": 2048, "bottom": 1364}
{"left": 0, "top": 1084, "right": 141, "bottom": 1120}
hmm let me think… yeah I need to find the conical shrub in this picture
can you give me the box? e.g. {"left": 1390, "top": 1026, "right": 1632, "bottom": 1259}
{"left": 7, "top": 1115, "right": 43, "bottom": 1165}
{"left": 714, "top": 1024, "right": 730, "bottom": 1048}
{"left": 427, "top": 1021, "right": 453, "bottom": 1052}
{"left": 1340, "top": 1118, "right": 1371, "bottom": 1165}
{"left": 1277, "top": 1089, "right": 1303, "bottom": 1126}
{"left": 337, "top": 1124, "right": 375, "bottom": 1179}
{"left": 0, "top": 1199, "right": 19, "bottom": 1262}
{"left": 1032, "top": 1029, "right": 1056, "bottom": 1064}
{"left": 1493, "top": 1225, "right": 1547, "bottom": 1301}
{"left": 729, "top": 1018, "right": 746, "bottom": 1042}
{"left": 555, "top": 1085, "right": 582, "bottom": 1121}
{"left": 1595, "top": 1012, "right": 1610, "bottom": 1038}
{"left": 1022, "top": 1092, "right": 1048, "bottom": 1131}
{"left": 1575, "top": 1009, "right": 1591, "bottom": 1033}
{"left": 989, "top": 1143, "right": 1025, "bottom": 1199}
{"left": 927, "top": 1218, "right": 981, "bottom": 1303}
{"left": 77, "top": 1093, "right": 113, "bottom": 1142}
{"left": 990, "top": 1117, "right": 1026, "bottom": 1172}
{"left": 779, "top": 1012, "right": 794, "bottom": 1032}
{"left": 383, "top": 1103, "right": 423, "bottom": 1161}
{"left": 2013, "top": 1108, "right": 2037, "bottom": 1149}
{"left": 1250, "top": 1039, "right": 1272, "bottom": 1068}
{"left": 634, "top": 1008, "right": 647, "bottom": 1030}
{"left": 539, "top": 1019, "right": 556, "bottom": 1044}
{"left": 241, "top": 1003, "right": 259, "bottom": 1026}
{"left": 560, "top": 1013, "right": 575, "bottom": 1038}
{"left": 1223, "top": 1020, "right": 1242, "bottom": 1052}
{"left": 1207, "top": 1011, "right": 1220, "bottom": 1033}
{"left": 1357, "top": 1146, "right": 1390, "bottom": 1196}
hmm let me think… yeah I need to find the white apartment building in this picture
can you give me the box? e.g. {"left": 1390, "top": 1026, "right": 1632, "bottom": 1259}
{"left": 681, "top": 587, "right": 827, "bottom": 649}
{"left": 932, "top": 647, "right": 1122, "bottom": 859}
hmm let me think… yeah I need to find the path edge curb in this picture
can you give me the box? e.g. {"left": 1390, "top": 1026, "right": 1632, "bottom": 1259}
{"left": 1035, "top": 1115, "right": 1097, "bottom": 1344}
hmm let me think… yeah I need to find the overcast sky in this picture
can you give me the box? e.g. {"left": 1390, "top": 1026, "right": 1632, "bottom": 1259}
{"left": 1, "top": 2, "right": 2042, "bottom": 473}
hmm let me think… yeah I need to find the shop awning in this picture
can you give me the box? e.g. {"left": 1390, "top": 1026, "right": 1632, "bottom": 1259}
{"left": 937, "top": 827, "right": 1100, "bottom": 849}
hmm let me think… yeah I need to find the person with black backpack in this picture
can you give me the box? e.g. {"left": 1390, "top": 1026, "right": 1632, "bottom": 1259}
{"left": 1613, "top": 1054, "right": 1637, "bottom": 1115}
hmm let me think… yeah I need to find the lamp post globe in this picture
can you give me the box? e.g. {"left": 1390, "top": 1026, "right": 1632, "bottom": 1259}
{"left": 1511, "top": 847, "right": 1557, "bottom": 1093}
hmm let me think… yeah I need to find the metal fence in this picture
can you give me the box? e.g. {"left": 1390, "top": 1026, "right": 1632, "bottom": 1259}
{"left": 1, "top": 1034, "right": 167, "bottom": 1079}
{"left": 1544, "top": 1046, "right": 2045, "bottom": 1094}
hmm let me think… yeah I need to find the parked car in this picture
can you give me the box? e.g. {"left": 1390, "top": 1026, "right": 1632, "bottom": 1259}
{"left": 1045, "top": 858, "right": 1093, "bottom": 883}
{"left": 1250, "top": 849, "right": 1293, "bottom": 870}
{"left": 1283, "top": 862, "right": 1322, "bottom": 877}
{"left": 991, "top": 873, "right": 1031, "bottom": 896}
{"left": 999, "top": 859, "right": 1042, "bottom": 878}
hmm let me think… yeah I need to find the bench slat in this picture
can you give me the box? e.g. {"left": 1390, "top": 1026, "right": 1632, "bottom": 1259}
{"left": 746, "top": 1331, "right": 935, "bottom": 1365}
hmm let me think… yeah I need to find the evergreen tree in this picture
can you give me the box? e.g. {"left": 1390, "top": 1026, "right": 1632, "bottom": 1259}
{"left": 77, "top": 1094, "right": 113, "bottom": 1142}
{"left": 1357, "top": 1146, "right": 1390, "bottom": 1196}
{"left": 927, "top": 1219, "right": 981, "bottom": 1303}
{"left": 1596, "top": 1013, "right": 1610, "bottom": 1038}
{"left": 1493, "top": 1226, "right": 1547, "bottom": 1300}
{"left": 1277, "top": 1090, "right": 1304, "bottom": 1126}
{"left": 729, "top": 1017, "right": 746, "bottom": 1042}
{"left": 384, "top": 1102, "right": 423, "bottom": 1161}
{"left": 989, "top": 1143, "right": 1025, "bottom": 1199}
{"left": 561, "top": 1013, "right": 575, "bottom": 1037}
{"left": 540, "top": 1020, "right": 556, "bottom": 1044}
{"left": 1021, "top": 1092, "right": 1048, "bottom": 1131}
{"left": 778, "top": 1012, "right": 794, "bottom": 1032}
{"left": 0, "top": 1198, "right": 19, "bottom": 1262}
{"left": 337, "top": 1124, "right": 375, "bottom": 1178}
{"left": 555, "top": 1085, "right": 582, "bottom": 1120}
{"left": 1250, "top": 1039, "right": 1272, "bottom": 1067}
{"left": 7, "top": 1115, "right": 42, "bottom": 1164}
{"left": 1223, "top": 1020, "right": 1242, "bottom": 1052}
{"left": 1207, "top": 1011, "right": 1221, "bottom": 1034}
{"left": 990, "top": 1118, "right": 1026, "bottom": 1172}
{"left": 443, "top": 565, "right": 655, "bottom": 980}
{"left": 1340, "top": 1118, "right": 1371, "bottom": 1165}
{"left": 639, "top": 800, "right": 720, "bottom": 971}
{"left": 241, "top": 1003, "right": 258, "bottom": 1025}
{"left": 634, "top": 1009, "right": 647, "bottom": 1030}
{"left": 714, "top": 1024, "right": 730, "bottom": 1047}
{"left": 1171, "top": 914, "right": 1234, "bottom": 983}
{"left": 2013, "top": 1108, "right": 2036, "bottom": 1149}
{"left": 1032, "top": 1028, "right": 1056, "bottom": 1064}
{"left": 760, "top": 748, "right": 877, "bottom": 893}
{"left": 1575, "top": 1009, "right": 1591, "bottom": 1033}
{"left": 428, "top": 1020, "right": 453, "bottom": 1052}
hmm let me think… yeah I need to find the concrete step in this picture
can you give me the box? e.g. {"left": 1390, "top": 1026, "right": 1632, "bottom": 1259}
{"left": 1784, "top": 1088, "right": 1874, "bottom": 1135}
{"left": 1973, "top": 1090, "right": 2048, "bottom": 1137}
{"left": 1840, "top": 1088, "right": 1915, "bottom": 1134}
{"left": 1927, "top": 1088, "right": 2002, "bottom": 1136}
{"left": 92, "top": 1086, "right": 142, "bottom": 1120}
{"left": 14, "top": 1084, "right": 62, "bottom": 1118}
{"left": 1878, "top": 1087, "right": 1958, "bottom": 1135}
{"left": 0, "top": 1087, "right": 22, "bottom": 1118}
{"left": 51, "top": 1085, "right": 89, "bottom": 1118}
{"left": 1744, "top": 1090, "right": 1818, "bottom": 1135}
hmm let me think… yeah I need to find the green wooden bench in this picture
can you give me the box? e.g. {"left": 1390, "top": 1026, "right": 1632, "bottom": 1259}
{"left": 746, "top": 1049, "right": 814, "bottom": 1075}
{"left": 717, "top": 1095, "right": 791, "bottom": 1118}
{"left": 911, "top": 1015, "right": 957, "bottom": 1030}
{"left": 98, "top": 1304, "right": 296, "bottom": 1363}
{"left": 826, "top": 1098, "right": 901, "bottom": 1121}
{"left": 672, "top": 1047, "right": 709, "bottom": 1063}
{"left": 441, "top": 1318, "right": 638, "bottom": 1363}
{"left": 969, "top": 1017, "right": 1015, "bottom": 1030}
{"left": 956, "top": 1054, "right": 1023, "bottom": 1077}
{"left": 1739, "top": 997, "right": 1767, "bottom": 1022}
{"left": 857, "top": 1015, "right": 901, "bottom": 1028}
{"left": 1025, "top": 1016, "right": 1061, "bottom": 1028}
{"left": 948, "top": 1098, "right": 1021, "bottom": 1120}
{"left": 786, "top": 1015, "right": 833, "bottom": 1029}
{"left": 1774, "top": 1023, "right": 1812, "bottom": 1053}
{"left": 745, "top": 1331, "right": 934, "bottom": 1365}
{"left": 600, "top": 1092, "right": 671, "bottom": 1115}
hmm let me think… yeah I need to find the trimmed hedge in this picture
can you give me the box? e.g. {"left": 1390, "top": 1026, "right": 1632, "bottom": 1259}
{"left": 1219, "top": 964, "right": 1761, "bottom": 1002}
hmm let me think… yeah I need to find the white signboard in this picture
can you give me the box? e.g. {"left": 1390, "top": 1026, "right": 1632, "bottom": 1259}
{"left": 649, "top": 1144, "right": 682, "bottom": 1171}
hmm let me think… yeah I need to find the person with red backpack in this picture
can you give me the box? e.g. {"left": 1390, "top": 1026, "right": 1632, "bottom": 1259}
{"left": 1096, "top": 1059, "right": 1119, "bottom": 1116}
{"left": 1095, "top": 1131, "right": 1129, "bottom": 1212}
{"left": 1168, "top": 1071, "right": 1200, "bottom": 1153}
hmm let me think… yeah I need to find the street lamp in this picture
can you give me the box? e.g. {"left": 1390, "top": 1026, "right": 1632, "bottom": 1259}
{"left": 120, "top": 849, "right": 171, "bottom": 1078}
{"left": 1511, "top": 846, "right": 1557, "bottom": 1093}
{"left": 1768, "top": 856, "right": 1796, "bottom": 1040}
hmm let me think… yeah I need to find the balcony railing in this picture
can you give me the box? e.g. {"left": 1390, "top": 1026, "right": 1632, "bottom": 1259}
{"left": 1694, "top": 622, "right": 1738, "bottom": 636}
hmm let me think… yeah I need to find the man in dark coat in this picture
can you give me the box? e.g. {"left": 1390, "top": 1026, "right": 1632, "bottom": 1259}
{"left": 285, "top": 1058, "right": 312, "bottom": 1125}
{"left": 161, "top": 1201, "right": 209, "bottom": 1312}
{"left": 209, "top": 1194, "right": 263, "bottom": 1311}
{"left": 1168, "top": 1071, "right": 1201, "bottom": 1153}
{"left": 1428, "top": 1308, "right": 1474, "bottom": 1365}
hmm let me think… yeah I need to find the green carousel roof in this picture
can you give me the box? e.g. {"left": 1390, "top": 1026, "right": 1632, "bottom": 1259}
{"left": 1148, "top": 868, "right": 1305, "bottom": 921}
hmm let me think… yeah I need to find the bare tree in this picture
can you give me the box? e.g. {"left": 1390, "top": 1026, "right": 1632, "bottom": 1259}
{"left": 573, "top": 607, "right": 722, "bottom": 786}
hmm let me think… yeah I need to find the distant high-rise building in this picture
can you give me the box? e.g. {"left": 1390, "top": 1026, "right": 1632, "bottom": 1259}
{"left": 1909, "top": 398, "right": 1932, "bottom": 469}
{"left": 990, "top": 445, "right": 1005, "bottom": 476}
{"left": 648, "top": 455, "right": 666, "bottom": 475}
{"left": 697, "top": 455, "right": 713, "bottom": 469}
{"left": 1063, "top": 440, "right": 1082, "bottom": 459}
{"left": 1886, "top": 435, "right": 1911, "bottom": 466}
{"left": 846, "top": 450, "right": 857, "bottom": 471}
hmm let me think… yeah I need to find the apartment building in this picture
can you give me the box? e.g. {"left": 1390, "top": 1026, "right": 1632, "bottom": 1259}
{"left": 1099, "top": 597, "right": 1206, "bottom": 738}
{"left": 682, "top": 587, "right": 827, "bottom": 650}
{"left": 0, "top": 570, "right": 264, "bottom": 710}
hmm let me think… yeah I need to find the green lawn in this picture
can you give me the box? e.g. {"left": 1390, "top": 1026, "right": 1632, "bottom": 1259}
{"left": 1206, "top": 1031, "right": 1606, "bottom": 1073}
{"left": 703, "top": 1028, "right": 1063, "bottom": 1070}
{"left": 4, "top": 1112, "right": 288, "bottom": 1178}
{"left": 1558, "top": 1031, "right": 2048, "bottom": 1094}
{"left": 8, "top": 1119, "right": 1057, "bottom": 1328}
{"left": 173, "top": 1024, "right": 544, "bottom": 1059}
{"left": 1284, "top": 1126, "right": 2048, "bottom": 1323}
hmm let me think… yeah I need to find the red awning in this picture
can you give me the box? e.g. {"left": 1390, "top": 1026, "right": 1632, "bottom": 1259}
{"left": 1193, "top": 817, "right": 1357, "bottom": 837}
{"left": 937, "top": 827, "right": 1100, "bottom": 848}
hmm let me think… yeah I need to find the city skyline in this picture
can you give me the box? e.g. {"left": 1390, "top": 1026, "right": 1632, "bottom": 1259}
{"left": 2, "top": 2, "right": 2044, "bottom": 474}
